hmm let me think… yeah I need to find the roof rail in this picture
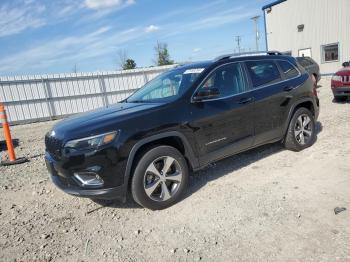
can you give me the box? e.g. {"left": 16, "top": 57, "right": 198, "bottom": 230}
{"left": 214, "top": 51, "right": 283, "bottom": 61}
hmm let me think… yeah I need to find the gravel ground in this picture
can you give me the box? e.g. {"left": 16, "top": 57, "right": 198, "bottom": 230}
{"left": 0, "top": 78, "right": 350, "bottom": 262}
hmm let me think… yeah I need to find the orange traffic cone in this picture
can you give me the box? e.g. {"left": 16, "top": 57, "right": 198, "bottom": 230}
{"left": 0, "top": 103, "right": 28, "bottom": 166}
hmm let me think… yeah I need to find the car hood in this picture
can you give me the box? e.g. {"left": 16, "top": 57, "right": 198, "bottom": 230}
{"left": 336, "top": 67, "right": 350, "bottom": 76}
{"left": 51, "top": 102, "right": 162, "bottom": 140}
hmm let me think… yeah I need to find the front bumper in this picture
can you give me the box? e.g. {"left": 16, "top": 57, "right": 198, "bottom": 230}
{"left": 332, "top": 87, "right": 350, "bottom": 97}
{"left": 45, "top": 152, "right": 127, "bottom": 201}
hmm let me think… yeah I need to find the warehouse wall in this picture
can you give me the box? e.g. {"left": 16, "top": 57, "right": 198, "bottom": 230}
{"left": 264, "top": 0, "right": 350, "bottom": 74}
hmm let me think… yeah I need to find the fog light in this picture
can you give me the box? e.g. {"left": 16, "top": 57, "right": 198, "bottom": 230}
{"left": 73, "top": 172, "right": 104, "bottom": 187}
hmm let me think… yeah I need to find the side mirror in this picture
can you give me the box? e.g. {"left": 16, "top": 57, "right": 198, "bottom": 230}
{"left": 342, "top": 62, "right": 350, "bottom": 67}
{"left": 193, "top": 87, "right": 220, "bottom": 102}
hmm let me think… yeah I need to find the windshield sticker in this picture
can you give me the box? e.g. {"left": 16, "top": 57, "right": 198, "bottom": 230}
{"left": 184, "top": 68, "right": 205, "bottom": 74}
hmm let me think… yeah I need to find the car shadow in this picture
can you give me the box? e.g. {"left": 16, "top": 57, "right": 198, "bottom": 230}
{"left": 0, "top": 139, "right": 20, "bottom": 152}
{"left": 184, "top": 142, "right": 284, "bottom": 201}
{"left": 97, "top": 121, "right": 324, "bottom": 210}
{"left": 332, "top": 97, "right": 349, "bottom": 103}
{"left": 316, "top": 121, "right": 323, "bottom": 135}
{"left": 90, "top": 197, "right": 142, "bottom": 210}
{"left": 184, "top": 121, "right": 323, "bottom": 201}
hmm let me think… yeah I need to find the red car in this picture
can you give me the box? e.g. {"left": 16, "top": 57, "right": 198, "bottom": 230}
{"left": 331, "top": 62, "right": 350, "bottom": 102}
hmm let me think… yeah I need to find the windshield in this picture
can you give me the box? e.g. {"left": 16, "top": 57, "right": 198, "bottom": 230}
{"left": 126, "top": 67, "right": 204, "bottom": 103}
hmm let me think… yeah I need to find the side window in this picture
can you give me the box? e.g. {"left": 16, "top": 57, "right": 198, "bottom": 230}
{"left": 197, "top": 63, "right": 246, "bottom": 98}
{"left": 277, "top": 60, "right": 300, "bottom": 79}
{"left": 245, "top": 61, "right": 282, "bottom": 88}
{"left": 297, "top": 58, "right": 309, "bottom": 67}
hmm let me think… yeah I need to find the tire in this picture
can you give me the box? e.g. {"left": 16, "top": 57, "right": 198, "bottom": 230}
{"left": 284, "top": 107, "right": 316, "bottom": 151}
{"left": 311, "top": 74, "right": 317, "bottom": 86}
{"left": 131, "top": 146, "right": 189, "bottom": 210}
{"left": 334, "top": 96, "right": 347, "bottom": 102}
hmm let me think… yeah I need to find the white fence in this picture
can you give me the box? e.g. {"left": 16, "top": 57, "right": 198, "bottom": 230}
{"left": 0, "top": 65, "right": 175, "bottom": 125}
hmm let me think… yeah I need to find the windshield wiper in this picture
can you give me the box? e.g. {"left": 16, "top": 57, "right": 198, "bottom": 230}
{"left": 128, "top": 100, "right": 145, "bottom": 103}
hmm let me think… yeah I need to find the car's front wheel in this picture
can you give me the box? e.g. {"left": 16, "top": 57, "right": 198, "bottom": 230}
{"left": 131, "top": 146, "right": 189, "bottom": 210}
{"left": 284, "top": 107, "right": 316, "bottom": 151}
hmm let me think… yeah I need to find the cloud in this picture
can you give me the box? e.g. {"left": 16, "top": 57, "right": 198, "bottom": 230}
{"left": 84, "top": 0, "right": 134, "bottom": 10}
{"left": 162, "top": 7, "right": 253, "bottom": 38}
{"left": 193, "top": 48, "right": 201, "bottom": 53}
{"left": 0, "top": 25, "right": 147, "bottom": 74}
{"left": 145, "top": 25, "right": 159, "bottom": 33}
{"left": 0, "top": 2, "right": 46, "bottom": 38}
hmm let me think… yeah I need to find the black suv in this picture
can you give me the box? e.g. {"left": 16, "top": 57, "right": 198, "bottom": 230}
{"left": 45, "top": 52, "right": 319, "bottom": 210}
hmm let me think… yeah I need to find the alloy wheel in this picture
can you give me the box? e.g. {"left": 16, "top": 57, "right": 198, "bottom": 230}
{"left": 143, "top": 156, "right": 182, "bottom": 202}
{"left": 294, "top": 114, "right": 313, "bottom": 145}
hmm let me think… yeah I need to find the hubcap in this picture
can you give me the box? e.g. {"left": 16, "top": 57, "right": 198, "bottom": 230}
{"left": 294, "top": 114, "right": 313, "bottom": 145}
{"left": 144, "top": 156, "right": 182, "bottom": 202}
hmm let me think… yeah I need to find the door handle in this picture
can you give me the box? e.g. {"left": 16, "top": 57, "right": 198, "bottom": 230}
{"left": 284, "top": 86, "right": 295, "bottom": 92}
{"left": 239, "top": 97, "right": 254, "bottom": 104}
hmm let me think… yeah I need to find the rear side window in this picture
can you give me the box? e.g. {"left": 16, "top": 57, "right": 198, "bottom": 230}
{"left": 277, "top": 60, "right": 300, "bottom": 79}
{"left": 245, "top": 61, "right": 282, "bottom": 88}
{"left": 297, "top": 57, "right": 313, "bottom": 67}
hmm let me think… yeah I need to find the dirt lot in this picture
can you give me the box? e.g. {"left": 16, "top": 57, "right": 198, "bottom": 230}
{"left": 0, "top": 78, "right": 349, "bottom": 262}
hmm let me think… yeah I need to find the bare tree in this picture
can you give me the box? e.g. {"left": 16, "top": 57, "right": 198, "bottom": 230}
{"left": 72, "top": 63, "right": 78, "bottom": 73}
{"left": 154, "top": 42, "right": 174, "bottom": 66}
{"left": 117, "top": 50, "right": 128, "bottom": 69}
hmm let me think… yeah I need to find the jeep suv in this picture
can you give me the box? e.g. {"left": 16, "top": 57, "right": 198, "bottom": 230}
{"left": 45, "top": 52, "right": 320, "bottom": 210}
{"left": 331, "top": 61, "right": 350, "bottom": 102}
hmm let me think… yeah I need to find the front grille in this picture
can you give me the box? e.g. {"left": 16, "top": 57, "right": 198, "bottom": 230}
{"left": 45, "top": 134, "right": 63, "bottom": 159}
{"left": 342, "top": 76, "right": 350, "bottom": 83}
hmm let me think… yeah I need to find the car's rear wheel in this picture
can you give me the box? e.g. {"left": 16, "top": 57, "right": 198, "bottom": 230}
{"left": 284, "top": 107, "right": 316, "bottom": 151}
{"left": 334, "top": 96, "right": 347, "bottom": 102}
{"left": 131, "top": 146, "right": 189, "bottom": 210}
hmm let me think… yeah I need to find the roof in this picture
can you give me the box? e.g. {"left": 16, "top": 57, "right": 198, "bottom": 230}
{"left": 262, "top": 0, "right": 287, "bottom": 10}
{"left": 176, "top": 61, "right": 212, "bottom": 70}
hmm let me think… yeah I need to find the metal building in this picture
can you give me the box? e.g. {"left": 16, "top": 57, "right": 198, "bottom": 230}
{"left": 262, "top": 0, "right": 350, "bottom": 75}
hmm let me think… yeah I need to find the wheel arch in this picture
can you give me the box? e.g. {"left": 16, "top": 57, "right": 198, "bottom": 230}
{"left": 283, "top": 98, "right": 316, "bottom": 136}
{"left": 123, "top": 131, "right": 199, "bottom": 189}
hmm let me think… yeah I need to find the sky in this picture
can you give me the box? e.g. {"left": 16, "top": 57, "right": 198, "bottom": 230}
{"left": 0, "top": 0, "right": 274, "bottom": 76}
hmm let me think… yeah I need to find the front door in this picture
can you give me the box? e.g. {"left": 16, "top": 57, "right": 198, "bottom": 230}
{"left": 189, "top": 62, "right": 254, "bottom": 166}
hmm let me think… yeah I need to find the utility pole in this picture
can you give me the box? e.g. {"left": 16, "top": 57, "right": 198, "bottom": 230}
{"left": 251, "top": 15, "right": 260, "bottom": 51}
{"left": 234, "top": 36, "right": 242, "bottom": 53}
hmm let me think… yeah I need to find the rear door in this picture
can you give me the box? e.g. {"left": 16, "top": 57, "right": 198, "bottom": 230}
{"left": 244, "top": 59, "right": 298, "bottom": 145}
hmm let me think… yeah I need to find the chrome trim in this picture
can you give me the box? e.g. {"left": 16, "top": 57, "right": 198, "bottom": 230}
{"left": 205, "top": 137, "right": 227, "bottom": 146}
{"left": 73, "top": 172, "right": 104, "bottom": 187}
{"left": 191, "top": 59, "right": 302, "bottom": 103}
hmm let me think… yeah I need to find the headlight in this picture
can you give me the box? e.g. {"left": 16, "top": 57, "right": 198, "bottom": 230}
{"left": 64, "top": 131, "right": 118, "bottom": 150}
{"left": 331, "top": 75, "right": 342, "bottom": 82}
